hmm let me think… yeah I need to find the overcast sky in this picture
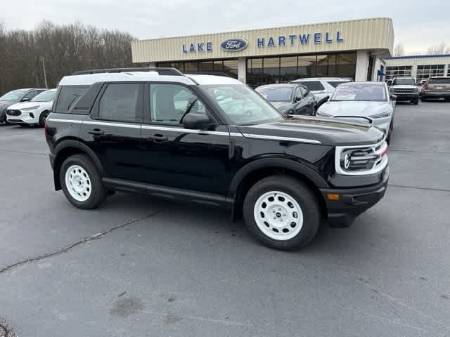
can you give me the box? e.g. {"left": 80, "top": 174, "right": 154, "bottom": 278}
{"left": 1, "top": 0, "right": 449, "bottom": 54}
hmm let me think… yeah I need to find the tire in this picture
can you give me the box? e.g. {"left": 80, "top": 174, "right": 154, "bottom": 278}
{"left": 420, "top": 97, "right": 427, "bottom": 102}
{"left": 38, "top": 110, "right": 49, "bottom": 127}
{"left": 243, "top": 175, "right": 320, "bottom": 250}
{"left": 0, "top": 113, "right": 7, "bottom": 125}
{"left": 412, "top": 98, "right": 419, "bottom": 105}
{"left": 60, "top": 154, "right": 106, "bottom": 209}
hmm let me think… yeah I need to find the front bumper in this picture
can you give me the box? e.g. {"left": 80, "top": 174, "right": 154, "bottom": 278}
{"left": 393, "top": 93, "right": 419, "bottom": 101}
{"left": 6, "top": 113, "right": 38, "bottom": 125}
{"left": 320, "top": 167, "right": 389, "bottom": 227}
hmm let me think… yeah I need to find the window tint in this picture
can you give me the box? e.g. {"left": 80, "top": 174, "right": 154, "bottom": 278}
{"left": 150, "top": 84, "right": 206, "bottom": 124}
{"left": 299, "top": 86, "right": 309, "bottom": 97}
{"left": 98, "top": 83, "right": 140, "bottom": 122}
{"left": 256, "top": 86, "right": 293, "bottom": 102}
{"left": 298, "top": 81, "right": 324, "bottom": 91}
{"left": 54, "top": 86, "right": 89, "bottom": 113}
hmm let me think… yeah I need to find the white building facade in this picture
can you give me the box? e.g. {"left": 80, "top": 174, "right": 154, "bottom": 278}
{"left": 385, "top": 54, "right": 450, "bottom": 82}
{"left": 132, "top": 18, "right": 394, "bottom": 87}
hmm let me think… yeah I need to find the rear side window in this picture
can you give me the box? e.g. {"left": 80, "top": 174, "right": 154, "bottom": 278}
{"left": 98, "top": 83, "right": 140, "bottom": 122}
{"left": 22, "top": 90, "right": 44, "bottom": 101}
{"left": 429, "top": 78, "right": 450, "bottom": 84}
{"left": 299, "top": 81, "right": 325, "bottom": 91}
{"left": 54, "top": 86, "right": 89, "bottom": 113}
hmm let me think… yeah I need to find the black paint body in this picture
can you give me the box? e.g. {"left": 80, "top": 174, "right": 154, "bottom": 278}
{"left": 46, "top": 80, "right": 389, "bottom": 226}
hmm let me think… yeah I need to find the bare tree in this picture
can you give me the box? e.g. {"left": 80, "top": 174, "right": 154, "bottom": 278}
{"left": 0, "top": 21, "right": 135, "bottom": 95}
{"left": 427, "top": 43, "right": 448, "bottom": 55}
{"left": 394, "top": 43, "right": 405, "bottom": 56}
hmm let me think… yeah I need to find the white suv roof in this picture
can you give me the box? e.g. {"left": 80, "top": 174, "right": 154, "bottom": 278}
{"left": 58, "top": 69, "right": 243, "bottom": 87}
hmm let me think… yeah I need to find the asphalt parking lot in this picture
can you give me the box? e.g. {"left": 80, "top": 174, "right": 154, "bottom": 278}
{"left": 0, "top": 102, "right": 449, "bottom": 337}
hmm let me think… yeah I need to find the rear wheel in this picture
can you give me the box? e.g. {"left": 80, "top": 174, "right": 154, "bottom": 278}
{"left": 412, "top": 97, "right": 419, "bottom": 105}
{"left": 243, "top": 176, "right": 320, "bottom": 250}
{"left": 60, "top": 154, "right": 106, "bottom": 209}
{"left": 0, "top": 113, "right": 7, "bottom": 125}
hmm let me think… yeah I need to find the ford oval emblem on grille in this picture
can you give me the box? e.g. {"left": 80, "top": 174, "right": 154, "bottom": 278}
{"left": 221, "top": 39, "right": 248, "bottom": 52}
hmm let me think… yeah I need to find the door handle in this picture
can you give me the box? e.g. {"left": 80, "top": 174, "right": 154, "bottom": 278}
{"left": 147, "top": 134, "right": 168, "bottom": 142}
{"left": 88, "top": 128, "right": 105, "bottom": 136}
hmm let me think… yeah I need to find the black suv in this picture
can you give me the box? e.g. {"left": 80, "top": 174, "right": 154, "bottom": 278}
{"left": 46, "top": 68, "right": 389, "bottom": 250}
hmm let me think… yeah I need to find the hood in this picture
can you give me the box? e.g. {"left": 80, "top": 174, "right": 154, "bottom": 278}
{"left": 270, "top": 101, "right": 294, "bottom": 112}
{"left": 318, "top": 101, "right": 391, "bottom": 118}
{"left": 7, "top": 101, "right": 52, "bottom": 110}
{"left": 238, "top": 116, "right": 385, "bottom": 146}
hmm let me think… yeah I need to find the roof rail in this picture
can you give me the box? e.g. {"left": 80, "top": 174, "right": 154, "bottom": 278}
{"left": 72, "top": 67, "right": 184, "bottom": 76}
{"left": 186, "top": 71, "right": 233, "bottom": 78}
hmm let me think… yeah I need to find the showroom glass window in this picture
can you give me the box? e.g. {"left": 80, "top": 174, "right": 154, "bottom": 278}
{"left": 385, "top": 66, "right": 412, "bottom": 81}
{"left": 98, "top": 83, "right": 140, "bottom": 122}
{"left": 157, "top": 59, "right": 238, "bottom": 78}
{"left": 246, "top": 52, "right": 356, "bottom": 87}
{"left": 416, "top": 65, "right": 445, "bottom": 82}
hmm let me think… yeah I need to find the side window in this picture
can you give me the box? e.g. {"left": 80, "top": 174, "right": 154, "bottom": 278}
{"left": 54, "top": 86, "right": 89, "bottom": 113}
{"left": 150, "top": 84, "right": 206, "bottom": 124}
{"left": 295, "top": 87, "right": 303, "bottom": 99}
{"left": 98, "top": 83, "right": 140, "bottom": 122}
{"left": 299, "top": 87, "right": 308, "bottom": 97}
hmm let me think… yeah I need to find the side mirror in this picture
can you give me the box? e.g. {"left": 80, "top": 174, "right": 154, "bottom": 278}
{"left": 294, "top": 96, "right": 302, "bottom": 102}
{"left": 182, "top": 113, "right": 213, "bottom": 130}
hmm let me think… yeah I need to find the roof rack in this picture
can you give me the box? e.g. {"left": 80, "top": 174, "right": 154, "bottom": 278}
{"left": 72, "top": 67, "right": 184, "bottom": 76}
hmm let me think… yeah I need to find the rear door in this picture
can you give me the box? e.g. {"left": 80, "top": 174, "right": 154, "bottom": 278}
{"left": 80, "top": 82, "right": 144, "bottom": 181}
{"left": 139, "top": 82, "right": 231, "bottom": 195}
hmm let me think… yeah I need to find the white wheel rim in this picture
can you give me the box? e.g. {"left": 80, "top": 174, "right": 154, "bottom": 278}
{"left": 65, "top": 165, "right": 92, "bottom": 202}
{"left": 254, "top": 191, "right": 304, "bottom": 241}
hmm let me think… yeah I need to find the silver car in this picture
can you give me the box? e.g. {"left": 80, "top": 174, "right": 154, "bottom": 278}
{"left": 316, "top": 82, "right": 395, "bottom": 141}
{"left": 291, "top": 77, "right": 352, "bottom": 106}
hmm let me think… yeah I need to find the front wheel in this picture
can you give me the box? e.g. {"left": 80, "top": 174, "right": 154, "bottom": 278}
{"left": 38, "top": 110, "right": 49, "bottom": 127}
{"left": 243, "top": 176, "right": 320, "bottom": 250}
{"left": 412, "top": 98, "right": 419, "bottom": 105}
{"left": 60, "top": 154, "right": 106, "bottom": 209}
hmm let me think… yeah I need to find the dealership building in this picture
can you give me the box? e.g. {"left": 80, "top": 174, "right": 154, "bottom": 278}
{"left": 385, "top": 54, "right": 450, "bottom": 82}
{"left": 131, "top": 18, "right": 394, "bottom": 87}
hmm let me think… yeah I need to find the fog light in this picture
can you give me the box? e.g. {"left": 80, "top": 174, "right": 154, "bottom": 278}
{"left": 327, "top": 193, "right": 340, "bottom": 201}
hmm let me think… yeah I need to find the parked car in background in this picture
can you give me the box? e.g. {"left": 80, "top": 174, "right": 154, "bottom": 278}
{"left": 46, "top": 68, "right": 389, "bottom": 250}
{"left": 291, "top": 77, "right": 352, "bottom": 107}
{"left": 389, "top": 77, "right": 419, "bottom": 104}
{"left": 421, "top": 77, "right": 450, "bottom": 101}
{"left": 6, "top": 89, "right": 56, "bottom": 127}
{"left": 0, "top": 88, "right": 46, "bottom": 125}
{"left": 317, "top": 82, "right": 395, "bottom": 141}
{"left": 255, "top": 83, "right": 316, "bottom": 115}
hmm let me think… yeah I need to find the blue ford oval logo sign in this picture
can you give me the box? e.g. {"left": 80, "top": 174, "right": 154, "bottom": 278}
{"left": 221, "top": 39, "right": 248, "bottom": 52}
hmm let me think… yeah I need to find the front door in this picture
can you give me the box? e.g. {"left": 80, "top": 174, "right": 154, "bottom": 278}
{"left": 139, "top": 83, "right": 231, "bottom": 195}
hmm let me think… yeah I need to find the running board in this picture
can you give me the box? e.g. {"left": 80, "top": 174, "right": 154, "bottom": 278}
{"left": 103, "top": 177, "right": 232, "bottom": 207}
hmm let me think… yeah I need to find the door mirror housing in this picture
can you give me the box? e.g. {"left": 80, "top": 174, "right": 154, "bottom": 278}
{"left": 294, "top": 95, "right": 302, "bottom": 102}
{"left": 182, "top": 113, "right": 213, "bottom": 130}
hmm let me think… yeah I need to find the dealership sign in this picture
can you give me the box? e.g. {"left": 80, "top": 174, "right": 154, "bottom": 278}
{"left": 182, "top": 31, "right": 344, "bottom": 54}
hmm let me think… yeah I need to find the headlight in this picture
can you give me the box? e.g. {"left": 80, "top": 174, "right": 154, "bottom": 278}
{"left": 370, "top": 112, "right": 391, "bottom": 119}
{"left": 335, "top": 141, "right": 388, "bottom": 175}
{"left": 21, "top": 106, "right": 39, "bottom": 111}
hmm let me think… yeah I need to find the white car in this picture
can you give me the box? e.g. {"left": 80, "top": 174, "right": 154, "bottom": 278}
{"left": 316, "top": 82, "right": 395, "bottom": 141}
{"left": 6, "top": 89, "right": 56, "bottom": 127}
{"left": 291, "top": 77, "right": 352, "bottom": 106}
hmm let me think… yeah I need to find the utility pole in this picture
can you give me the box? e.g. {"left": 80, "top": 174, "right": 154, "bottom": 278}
{"left": 41, "top": 57, "right": 48, "bottom": 89}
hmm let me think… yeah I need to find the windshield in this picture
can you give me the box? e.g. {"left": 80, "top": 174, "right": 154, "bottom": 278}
{"left": 31, "top": 90, "right": 56, "bottom": 102}
{"left": 256, "top": 86, "right": 293, "bottom": 102}
{"left": 394, "top": 78, "right": 416, "bottom": 86}
{"left": 0, "top": 89, "right": 29, "bottom": 101}
{"left": 201, "top": 84, "right": 282, "bottom": 125}
{"left": 429, "top": 78, "right": 450, "bottom": 84}
{"left": 327, "top": 81, "right": 350, "bottom": 88}
{"left": 331, "top": 84, "right": 387, "bottom": 102}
